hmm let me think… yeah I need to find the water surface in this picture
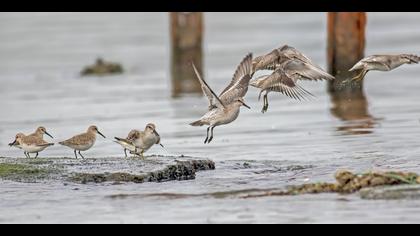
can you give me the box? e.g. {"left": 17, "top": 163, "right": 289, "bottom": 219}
{"left": 1, "top": 12, "right": 420, "bottom": 223}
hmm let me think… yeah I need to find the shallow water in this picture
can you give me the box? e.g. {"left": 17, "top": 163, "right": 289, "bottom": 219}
{"left": 1, "top": 12, "right": 420, "bottom": 223}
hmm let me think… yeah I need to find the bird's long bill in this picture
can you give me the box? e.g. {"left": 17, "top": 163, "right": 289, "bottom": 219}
{"left": 45, "top": 131, "right": 54, "bottom": 139}
{"left": 242, "top": 101, "right": 251, "bottom": 109}
{"left": 97, "top": 130, "right": 106, "bottom": 138}
{"left": 159, "top": 143, "right": 165, "bottom": 148}
{"left": 153, "top": 129, "right": 160, "bottom": 137}
{"left": 8, "top": 139, "right": 17, "bottom": 147}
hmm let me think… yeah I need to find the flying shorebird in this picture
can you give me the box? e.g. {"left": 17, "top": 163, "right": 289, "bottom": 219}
{"left": 9, "top": 133, "right": 54, "bottom": 158}
{"left": 252, "top": 45, "right": 322, "bottom": 75}
{"left": 250, "top": 45, "right": 334, "bottom": 113}
{"left": 348, "top": 54, "right": 420, "bottom": 81}
{"left": 114, "top": 123, "right": 163, "bottom": 159}
{"left": 59, "top": 125, "right": 106, "bottom": 159}
{"left": 190, "top": 53, "right": 252, "bottom": 144}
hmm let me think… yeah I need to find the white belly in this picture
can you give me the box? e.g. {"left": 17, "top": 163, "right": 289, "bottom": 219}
{"left": 204, "top": 106, "right": 240, "bottom": 126}
{"left": 20, "top": 144, "right": 49, "bottom": 153}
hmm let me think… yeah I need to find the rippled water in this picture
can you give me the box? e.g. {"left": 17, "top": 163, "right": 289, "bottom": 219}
{"left": 1, "top": 12, "right": 420, "bottom": 223}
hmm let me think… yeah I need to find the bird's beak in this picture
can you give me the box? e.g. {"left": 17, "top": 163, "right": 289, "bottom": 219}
{"left": 242, "top": 102, "right": 251, "bottom": 109}
{"left": 8, "top": 139, "right": 17, "bottom": 147}
{"left": 153, "top": 129, "right": 160, "bottom": 137}
{"left": 159, "top": 143, "right": 164, "bottom": 148}
{"left": 97, "top": 130, "right": 106, "bottom": 138}
{"left": 45, "top": 131, "right": 54, "bottom": 139}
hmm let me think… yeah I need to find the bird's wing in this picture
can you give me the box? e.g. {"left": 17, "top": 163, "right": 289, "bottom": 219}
{"left": 350, "top": 55, "right": 391, "bottom": 71}
{"left": 114, "top": 137, "right": 137, "bottom": 152}
{"left": 60, "top": 133, "right": 89, "bottom": 146}
{"left": 283, "top": 59, "right": 335, "bottom": 82}
{"left": 262, "top": 69, "right": 315, "bottom": 101}
{"left": 252, "top": 49, "right": 279, "bottom": 72}
{"left": 279, "top": 45, "right": 316, "bottom": 65}
{"left": 219, "top": 53, "right": 253, "bottom": 105}
{"left": 21, "top": 136, "right": 50, "bottom": 146}
{"left": 115, "top": 137, "right": 135, "bottom": 145}
{"left": 401, "top": 54, "right": 420, "bottom": 64}
{"left": 191, "top": 62, "right": 225, "bottom": 109}
{"left": 126, "top": 130, "right": 140, "bottom": 141}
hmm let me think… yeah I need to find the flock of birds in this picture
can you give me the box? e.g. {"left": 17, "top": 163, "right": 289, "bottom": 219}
{"left": 7, "top": 45, "right": 420, "bottom": 158}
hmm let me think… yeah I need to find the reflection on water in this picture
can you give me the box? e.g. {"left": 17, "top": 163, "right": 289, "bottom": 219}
{"left": 328, "top": 74, "right": 378, "bottom": 135}
{"left": 329, "top": 89, "right": 377, "bottom": 135}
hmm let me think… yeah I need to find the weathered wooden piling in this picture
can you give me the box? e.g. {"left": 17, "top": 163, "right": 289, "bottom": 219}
{"left": 327, "top": 12, "right": 366, "bottom": 92}
{"left": 327, "top": 12, "right": 372, "bottom": 132}
{"left": 170, "top": 12, "right": 204, "bottom": 97}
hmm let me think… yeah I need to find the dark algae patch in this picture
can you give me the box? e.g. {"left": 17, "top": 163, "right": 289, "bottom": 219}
{"left": 0, "top": 163, "right": 52, "bottom": 182}
{"left": 70, "top": 159, "right": 215, "bottom": 184}
{"left": 81, "top": 58, "right": 124, "bottom": 76}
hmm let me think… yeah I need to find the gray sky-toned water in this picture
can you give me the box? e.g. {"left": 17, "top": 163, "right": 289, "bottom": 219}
{"left": 0, "top": 12, "right": 420, "bottom": 223}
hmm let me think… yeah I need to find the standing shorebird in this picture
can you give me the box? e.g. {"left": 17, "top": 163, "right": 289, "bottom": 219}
{"left": 8, "top": 133, "right": 54, "bottom": 158}
{"left": 114, "top": 124, "right": 164, "bottom": 159}
{"left": 348, "top": 54, "right": 420, "bottom": 81}
{"left": 250, "top": 45, "right": 334, "bottom": 113}
{"left": 28, "top": 126, "right": 54, "bottom": 139}
{"left": 190, "top": 53, "right": 252, "bottom": 144}
{"left": 59, "top": 125, "right": 106, "bottom": 159}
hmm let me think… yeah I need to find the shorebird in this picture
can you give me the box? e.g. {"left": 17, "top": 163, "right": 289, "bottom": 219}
{"left": 8, "top": 133, "right": 54, "bottom": 158}
{"left": 114, "top": 129, "right": 140, "bottom": 158}
{"left": 28, "top": 126, "right": 54, "bottom": 139}
{"left": 348, "top": 54, "right": 420, "bottom": 81}
{"left": 252, "top": 45, "right": 322, "bottom": 75}
{"left": 59, "top": 125, "right": 106, "bottom": 159}
{"left": 250, "top": 46, "right": 335, "bottom": 113}
{"left": 190, "top": 53, "right": 252, "bottom": 144}
{"left": 114, "top": 124, "right": 163, "bottom": 158}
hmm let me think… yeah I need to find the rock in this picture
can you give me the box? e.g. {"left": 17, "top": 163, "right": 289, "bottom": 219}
{"left": 80, "top": 58, "right": 124, "bottom": 76}
{"left": 0, "top": 156, "right": 215, "bottom": 184}
{"left": 359, "top": 185, "right": 420, "bottom": 200}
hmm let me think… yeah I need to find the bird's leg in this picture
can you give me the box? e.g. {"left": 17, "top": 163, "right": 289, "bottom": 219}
{"left": 78, "top": 151, "right": 85, "bottom": 159}
{"left": 347, "top": 69, "right": 367, "bottom": 83}
{"left": 141, "top": 150, "right": 145, "bottom": 160}
{"left": 132, "top": 148, "right": 138, "bottom": 158}
{"left": 208, "top": 126, "right": 215, "bottom": 143}
{"left": 264, "top": 94, "right": 269, "bottom": 113}
{"left": 35, "top": 152, "right": 39, "bottom": 159}
{"left": 74, "top": 150, "right": 78, "bottom": 159}
{"left": 204, "top": 127, "right": 210, "bottom": 144}
{"left": 27, "top": 152, "right": 32, "bottom": 158}
{"left": 258, "top": 90, "right": 263, "bottom": 101}
{"left": 24, "top": 152, "right": 29, "bottom": 158}
{"left": 262, "top": 93, "right": 269, "bottom": 113}
{"left": 124, "top": 149, "right": 128, "bottom": 158}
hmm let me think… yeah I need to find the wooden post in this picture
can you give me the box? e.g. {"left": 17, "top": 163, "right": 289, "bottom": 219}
{"left": 327, "top": 12, "right": 366, "bottom": 92}
{"left": 327, "top": 13, "right": 373, "bottom": 132}
{"left": 170, "top": 12, "right": 204, "bottom": 97}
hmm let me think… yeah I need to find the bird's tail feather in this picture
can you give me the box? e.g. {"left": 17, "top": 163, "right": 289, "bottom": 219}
{"left": 40, "top": 143, "right": 54, "bottom": 147}
{"left": 190, "top": 120, "right": 204, "bottom": 126}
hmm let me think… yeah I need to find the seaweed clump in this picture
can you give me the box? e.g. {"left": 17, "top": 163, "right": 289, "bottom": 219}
{"left": 81, "top": 58, "right": 124, "bottom": 76}
{"left": 242, "top": 170, "right": 420, "bottom": 198}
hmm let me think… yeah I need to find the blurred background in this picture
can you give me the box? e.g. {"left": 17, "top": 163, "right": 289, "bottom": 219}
{"left": 1, "top": 12, "right": 420, "bottom": 223}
